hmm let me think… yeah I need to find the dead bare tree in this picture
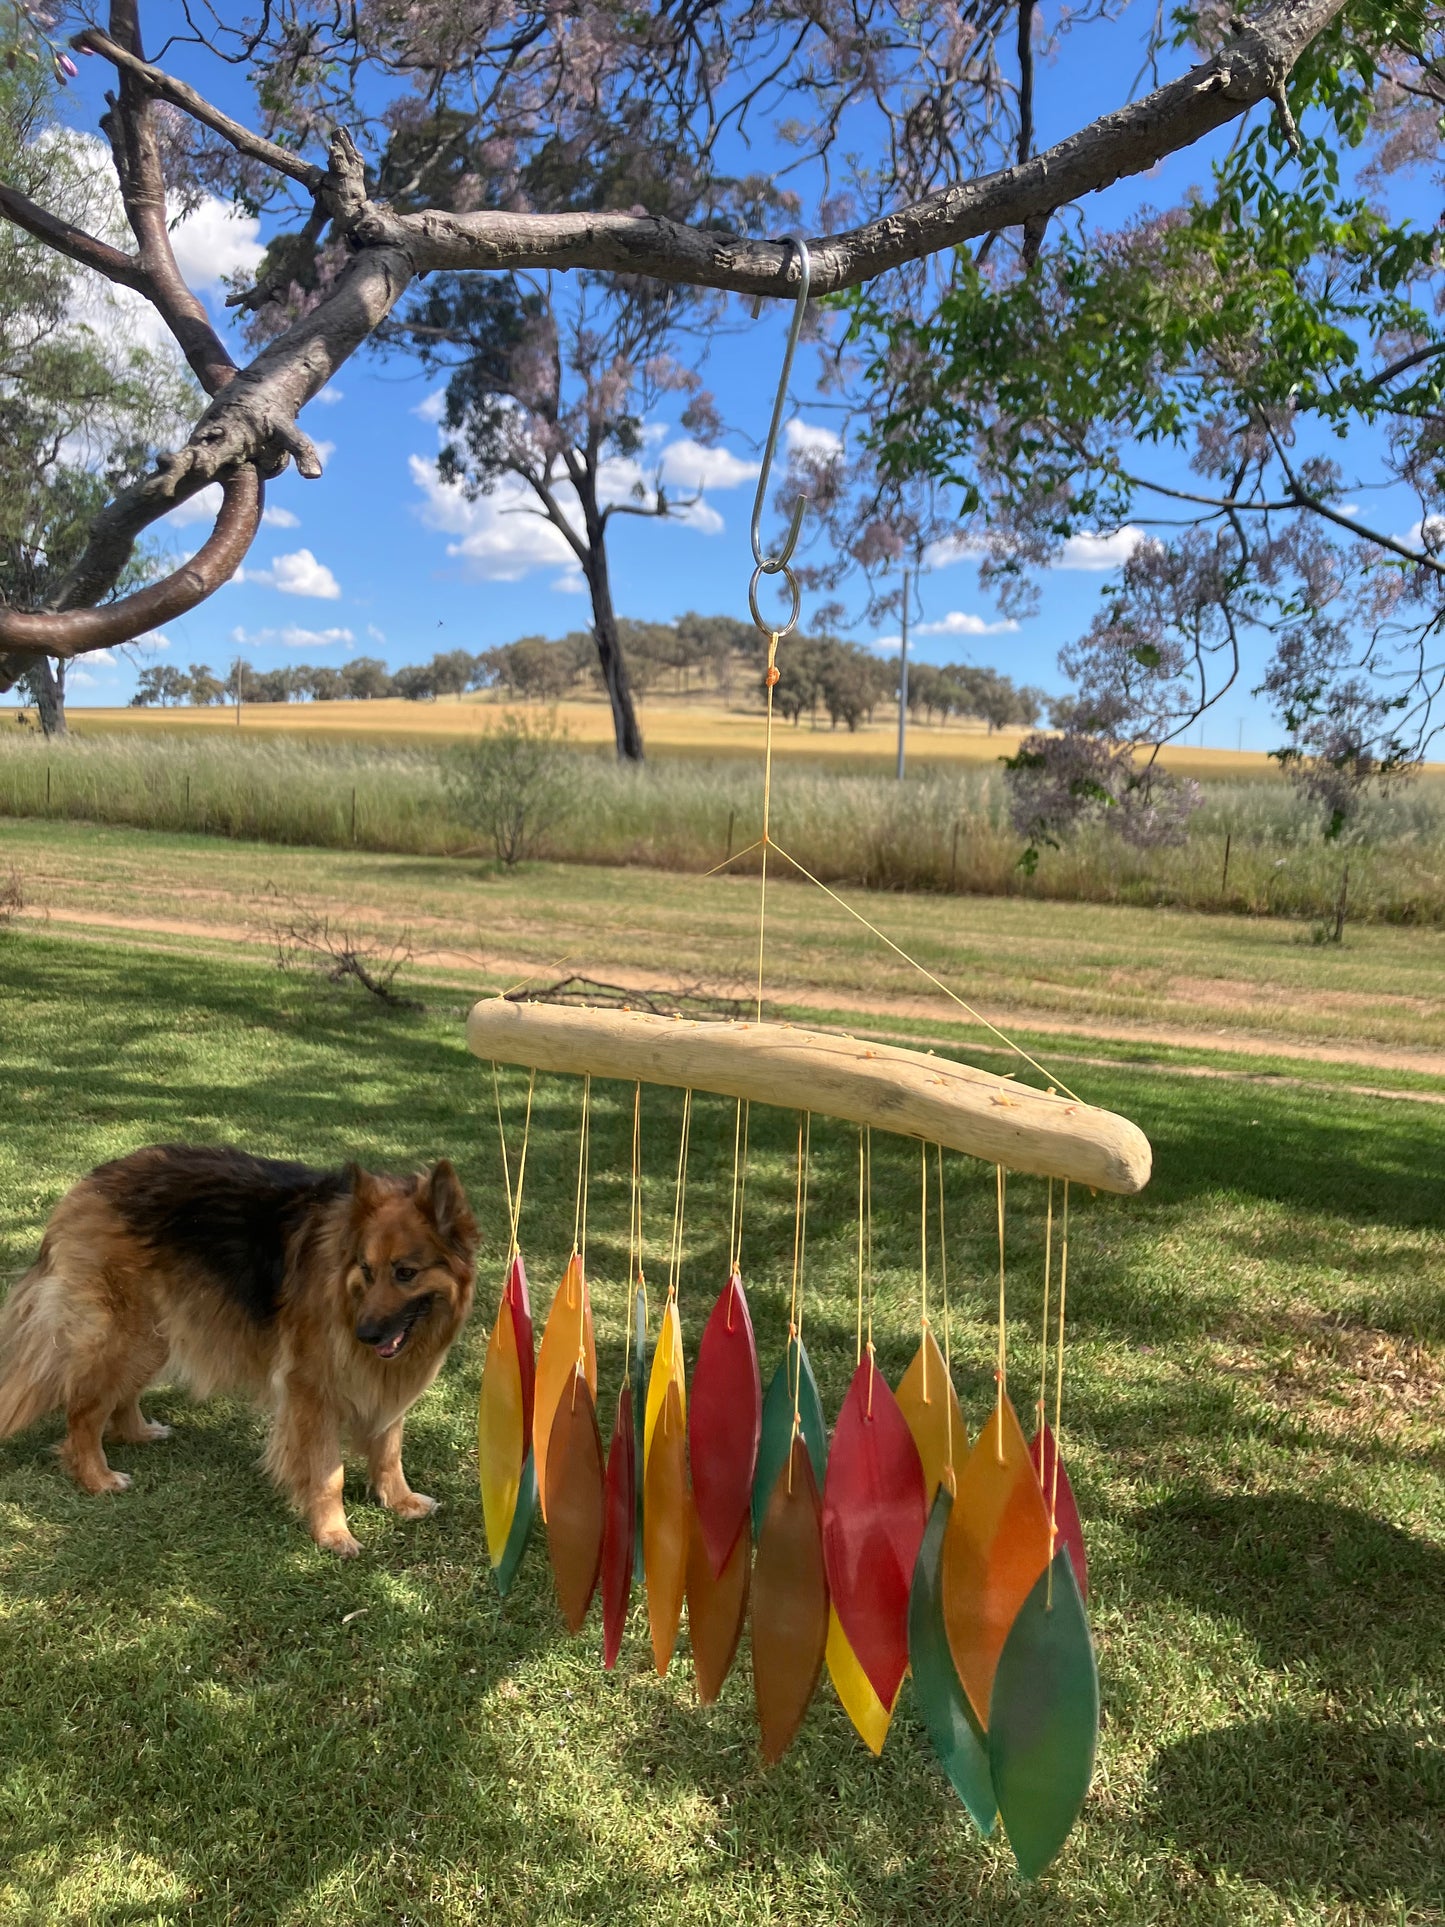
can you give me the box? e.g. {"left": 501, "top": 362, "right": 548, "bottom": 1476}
{"left": 266, "top": 896, "right": 422, "bottom": 1012}
{"left": 0, "top": 0, "right": 1352, "bottom": 707}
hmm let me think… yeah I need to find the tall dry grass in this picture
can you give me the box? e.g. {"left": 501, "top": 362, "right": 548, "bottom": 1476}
{"left": 2, "top": 730, "right": 1442, "bottom": 923}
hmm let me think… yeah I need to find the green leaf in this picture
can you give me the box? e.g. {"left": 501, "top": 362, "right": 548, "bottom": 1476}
{"left": 908, "top": 1485, "right": 996, "bottom": 1836}
{"left": 989, "top": 1551, "right": 1099, "bottom": 1880}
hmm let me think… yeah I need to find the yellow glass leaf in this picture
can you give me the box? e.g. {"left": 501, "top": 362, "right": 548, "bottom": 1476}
{"left": 644, "top": 1297, "right": 686, "bottom": 1468}
{"left": 826, "top": 1605, "right": 894, "bottom": 1755}
{"left": 478, "top": 1300, "right": 524, "bottom": 1568}
{"left": 533, "top": 1253, "right": 596, "bottom": 1520}
{"left": 644, "top": 1380, "right": 690, "bottom": 1676}
{"left": 942, "top": 1395, "right": 1053, "bottom": 1728}
{"left": 895, "top": 1327, "right": 968, "bottom": 1504}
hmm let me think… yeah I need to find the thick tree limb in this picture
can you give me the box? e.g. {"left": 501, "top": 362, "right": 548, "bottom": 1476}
{"left": 0, "top": 466, "right": 261, "bottom": 667}
{"left": 352, "top": 0, "right": 1348, "bottom": 294}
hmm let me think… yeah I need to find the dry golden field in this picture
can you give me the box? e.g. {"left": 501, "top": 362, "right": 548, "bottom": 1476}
{"left": 4, "top": 692, "right": 1291, "bottom": 778}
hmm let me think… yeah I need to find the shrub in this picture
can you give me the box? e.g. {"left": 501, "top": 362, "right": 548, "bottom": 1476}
{"left": 443, "top": 710, "right": 578, "bottom": 867}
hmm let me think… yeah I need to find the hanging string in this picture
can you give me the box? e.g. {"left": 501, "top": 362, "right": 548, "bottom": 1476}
{"left": 1047, "top": 1180, "right": 1072, "bottom": 1610}
{"left": 572, "top": 1073, "right": 592, "bottom": 1271}
{"left": 1038, "top": 1177, "right": 1055, "bottom": 1446}
{"left": 919, "top": 1138, "right": 930, "bottom": 1404}
{"left": 766, "top": 840, "right": 1082, "bottom": 1102}
{"left": 666, "top": 1088, "right": 693, "bottom": 1304}
{"left": 728, "top": 1097, "right": 751, "bottom": 1277}
{"left": 491, "top": 1063, "right": 535, "bottom": 1262}
{"left": 936, "top": 1145, "right": 957, "bottom": 1487}
{"left": 755, "top": 632, "right": 781, "bottom": 1020}
{"left": 787, "top": 1110, "right": 811, "bottom": 1485}
{"left": 855, "top": 1129, "right": 866, "bottom": 1367}
{"left": 995, "top": 1163, "right": 1008, "bottom": 1461}
{"left": 624, "top": 1081, "right": 645, "bottom": 1379}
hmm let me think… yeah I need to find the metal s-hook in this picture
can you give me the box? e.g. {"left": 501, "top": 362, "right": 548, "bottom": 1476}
{"left": 748, "top": 236, "right": 812, "bottom": 639}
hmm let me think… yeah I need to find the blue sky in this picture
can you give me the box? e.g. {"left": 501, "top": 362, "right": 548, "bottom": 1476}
{"left": 46, "top": 3, "right": 1426, "bottom": 751}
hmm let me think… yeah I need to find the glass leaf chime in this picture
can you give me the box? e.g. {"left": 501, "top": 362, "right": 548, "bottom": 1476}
{"left": 476, "top": 1069, "right": 1115, "bottom": 1881}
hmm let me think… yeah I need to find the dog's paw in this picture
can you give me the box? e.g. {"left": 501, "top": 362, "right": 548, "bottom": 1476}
{"left": 92, "top": 1468, "right": 133, "bottom": 1494}
{"left": 136, "top": 1420, "right": 172, "bottom": 1443}
{"left": 390, "top": 1491, "right": 438, "bottom": 1522}
{"left": 315, "top": 1523, "right": 363, "bottom": 1558}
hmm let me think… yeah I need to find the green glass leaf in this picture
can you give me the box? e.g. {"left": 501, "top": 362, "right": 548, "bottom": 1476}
{"left": 494, "top": 1450, "right": 537, "bottom": 1599}
{"left": 989, "top": 1550, "right": 1099, "bottom": 1881}
{"left": 631, "top": 1284, "right": 647, "bottom": 1586}
{"left": 908, "top": 1484, "right": 996, "bottom": 1836}
{"left": 753, "top": 1336, "right": 827, "bottom": 1540}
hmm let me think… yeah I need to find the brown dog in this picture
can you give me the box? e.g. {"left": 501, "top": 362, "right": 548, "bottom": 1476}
{"left": 0, "top": 1144, "right": 478, "bottom": 1555}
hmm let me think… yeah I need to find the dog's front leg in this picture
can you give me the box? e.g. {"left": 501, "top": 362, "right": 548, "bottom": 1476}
{"left": 368, "top": 1417, "right": 437, "bottom": 1522}
{"left": 267, "top": 1376, "right": 359, "bottom": 1558}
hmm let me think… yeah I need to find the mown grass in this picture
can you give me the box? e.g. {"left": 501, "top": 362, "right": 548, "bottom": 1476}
{"left": 0, "top": 929, "right": 1441, "bottom": 1926}
{"left": 6, "top": 816, "right": 1443, "bottom": 1058}
{"left": 2, "top": 730, "right": 1444, "bottom": 923}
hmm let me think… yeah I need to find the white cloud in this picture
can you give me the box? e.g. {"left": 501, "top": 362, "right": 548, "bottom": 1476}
{"left": 315, "top": 386, "right": 344, "bottom": 406}
{"left": 234, "top": 548, "right": 342, "bottom": 599}
{"left": 90, "top": 650, "right": 117, "bottom": 666}
{"left": 658, "top": 440, "right": 758, "bottom": 492}
{"left": 135, "top": 631, "right": 170, "bottom": 651}
{"left": 870, "top": 610, "right": 1020, "bottom": 653}
{"left": 230, "top": 624, "right": 355, "bottom": 649}
{"left": 167, "top": 197, "right": 265, "bottom": 291}
{"left": 69, "top": 668, "right": 99, "bottom": 687}
{"left": 413, "top": 388, "right": 448, "bottom": 423}
{"left": 263, "top": 505, "right": 300, "bottom": 529}
{"left": 310, "top": 440, "right": 336, "bottom": 467}
{"left": 552, "top": 574, "right": 587, "bottom": 595}
{"left": 409, "top": 454, "right": 583, "bottom": 589}
{"left": 785, "top": 418, "right": 843, "bottom": 457}
{"left": 366, "top": 624, "right": 387, "bottom": 644}
{"left": 1396, "top": 517, "right": 1445, "bottom": 553}
{"left": 1056, "top": 527, "right": 1146, "bottom": 570}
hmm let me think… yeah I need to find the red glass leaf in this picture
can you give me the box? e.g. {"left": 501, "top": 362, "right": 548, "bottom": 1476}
{"left": 686, "top": 1506, "right": 750, "bottom": 1704}
{"left": 504, "top": 1251, "right": 535, "bottom": 1446}
{"left": 601, "top": 1383, "right": 637, "bottom": 1669}
{"left": 688, "top": 1271, "right": 762, "bottom": 1578}
{"left": 1030, "top": 1423, "right": 1089, "bottom": 1603}
{"left": 545, "top": 1369, "right": 604, "bottom": 1634}
{"left": 644, "top": 1379, "right": 690, "bottom": 1677}
{"left": 821, "top": 1356, "right": 928, "bottom": 1710}
{"left": 751, "top": 1436, "right": 828, "bottom": 1766}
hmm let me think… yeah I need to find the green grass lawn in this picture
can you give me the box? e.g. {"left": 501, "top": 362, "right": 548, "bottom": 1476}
{"left": 1, "top": 929, "right": 1442, "bottom": 1926}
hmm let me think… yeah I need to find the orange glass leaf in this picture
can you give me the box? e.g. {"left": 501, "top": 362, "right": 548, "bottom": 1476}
{"left": 752, "top": 1437, "right": 828, "bottom": 1766}
{"left": 686, "top": 1505, "right": 750, "bottom": 1705}
{"left": 821, "top": 1357, "right": 927, "bottom": 1711}
{"left": 545, "top": 1369, "right": 605, "bottom": 1634}
{"left": 644, "top": 1297, "right": 685, "bottom": 1467}
{"left": 1030, "top": 1423, "right": 1089, "bottom": 1603}
{"left": 826, "top": 1606, "right": 893, "bottom": 1755}
{"left": 478, "top": 1293, "right": 524, "bottom": 1569}
{"left": 942, "top": 1394, "right": 1054, "bottom": 1727}
{"left": 533, "top": 1253, "right": 596, "bottom": 1520}
{"left": 689, "top": 1271, "right": 762, "bottom": 1577}
{"left": 601, "top": 1383, "right": 637, "bottom": 1669}
{"left": 644, "top": 1379, "right": 690, "bottom": 1677}
{"left": 895, "top": 1327, "right": 968, "bottom": 1504}
{"left": 504, "top": 1251, "right": 535, "bottom": 1446}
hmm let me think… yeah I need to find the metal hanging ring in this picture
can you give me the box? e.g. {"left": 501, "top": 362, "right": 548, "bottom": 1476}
{"left": 749, "top": 562, "right": 802, "bottom": 641}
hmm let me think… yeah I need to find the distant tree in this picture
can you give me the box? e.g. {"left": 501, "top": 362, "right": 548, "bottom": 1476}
{"left": 486, "top": 636, "right": 577, "bottom": 703}
{"left": 130, "top": 664, "right": 190, "bottom": 707}
{"left": 340, "top": 658, "right": 393, "bottom": 701}
{"left": 300, "top": 665, "right": 347, "bottom": 701}
{"left": 184, "top": 663, "right": 227, "bottom": 705}
{"left": 817, "top": 640, "right": 887, "bottom": 731}
{"left": 429, "top": 649, "right": 476, "bottom": 700}
{"left": 392, "top": 662, "right": 437, "bottom": 702}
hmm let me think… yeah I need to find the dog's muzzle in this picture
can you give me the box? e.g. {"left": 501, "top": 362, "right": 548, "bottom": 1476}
{"left": 356, "top": 1295, "right": 434, "bottom": 1360}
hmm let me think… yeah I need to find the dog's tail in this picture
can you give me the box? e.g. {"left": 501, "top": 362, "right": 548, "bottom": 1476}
{"left": 0, "top": 1259, "right": 67, "bottom": 1436}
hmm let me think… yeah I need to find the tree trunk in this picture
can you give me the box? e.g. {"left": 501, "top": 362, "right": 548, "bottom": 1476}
{"left": 27, "top": 658, "right": 67, "bottom": 736}
{"left": 580, "top": 512, "right": 644, "bottom": 763}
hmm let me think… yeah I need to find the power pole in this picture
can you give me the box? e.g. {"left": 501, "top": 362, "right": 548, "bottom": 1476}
{"left": 234, "top": 656, "right": 243, "bottom": 729}
{"left": 896, "top": 563, "right": 910, "bottom": 781}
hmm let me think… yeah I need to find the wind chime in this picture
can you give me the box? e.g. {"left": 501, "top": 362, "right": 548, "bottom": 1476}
{"left": 471, "top": 241, "right": 1152, "bottom": 1880}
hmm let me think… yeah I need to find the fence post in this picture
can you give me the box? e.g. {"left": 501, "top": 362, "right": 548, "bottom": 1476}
{"left": 185, "top": 772, "right": 191, "bottom": 823}
{"left": 351, "top": 787, "right": 358, "bottom": 846}
{"left": 1333, "top": 863, "right": 1350, "bottom": 944}
{"left": 725, "top": 807, "right": 735, "bottom": 864}
{"left": 950, "top": 818, "right": 961, "bottom": 892}
{"left": 46, "top": 764, "right": 52, "bottom": 812}
{"left": 1220, "top": 831, "right": 1231, "bottom": 896}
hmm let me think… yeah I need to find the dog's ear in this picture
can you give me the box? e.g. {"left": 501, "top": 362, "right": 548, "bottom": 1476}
{"left": 346, "top": 1162, "right": 385, "bottom": 1213}
{"left": 420, "top": 1159, "right": 478, "bottom": 1259}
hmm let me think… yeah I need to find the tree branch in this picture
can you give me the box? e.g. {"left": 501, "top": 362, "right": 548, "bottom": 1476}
{"left": 0, "top": 466, "right": 261, "bottom": 668}
{"left": 0, "top": 180, "right": 147, "bottom": 290}
{"left": 75, "top": 26, "right": 328, "bottom": 194}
